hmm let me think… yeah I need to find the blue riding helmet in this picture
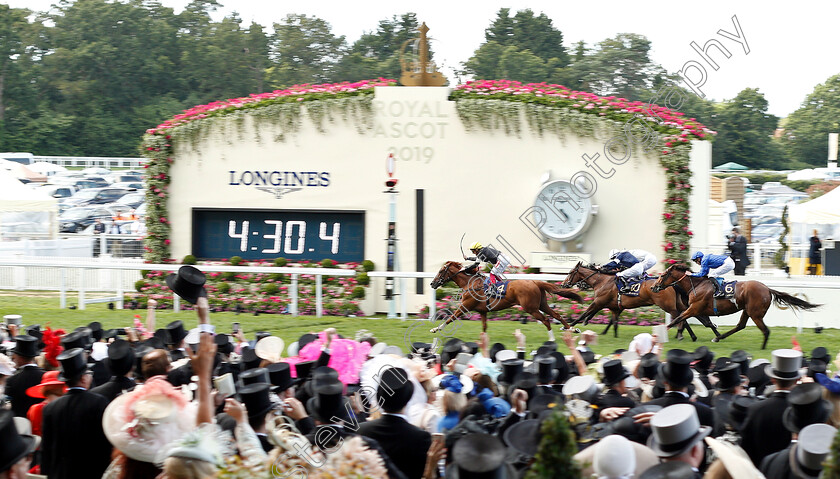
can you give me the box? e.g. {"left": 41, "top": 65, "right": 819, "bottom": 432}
{"left": 691, "top": 251, "right": 704, "bottom": 261}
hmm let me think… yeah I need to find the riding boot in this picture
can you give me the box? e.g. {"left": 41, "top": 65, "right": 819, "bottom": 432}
{"left": 616, "top": 276, "right": 627, "bottom": 293}
{"left": 712, "top": 278, "right": 724, "bottom": 297}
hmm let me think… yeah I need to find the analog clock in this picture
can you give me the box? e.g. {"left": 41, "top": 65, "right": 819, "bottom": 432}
{"left": 532, "top": 180, "right": 595, "bottom": 242}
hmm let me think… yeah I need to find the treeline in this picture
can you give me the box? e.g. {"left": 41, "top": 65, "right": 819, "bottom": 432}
{"left": 0, "top": 1, "right": 835, "bottom": 169}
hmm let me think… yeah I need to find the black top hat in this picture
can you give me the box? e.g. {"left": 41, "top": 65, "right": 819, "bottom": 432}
{"left": 411, "top": 342, "right": 433, "bottom": 355}
{"left": 153, "top": 328, "right": 168, "bottom": 344}
{"left": 602, "top": 359, "right": 631, "bottom": 387}
{"left": 808, "top": 359, "right": 827, "bottom": 379}
{"left": 133, "top": 345, "right": 154, "bottom": 380}
{"left": 240, "top": 347, "right": 261, "bottom": 371}
{"left": 74, "top": 327, "right": 94, "bottom": 348}
{"left": 449, "top": 433, "right": 517, "bottom": 479}
{"left": 0, "top": 410, "right": 37, "bottom": 472}
{"left": 464, "top": 342, "right": 479, "bottom": 356}
{"left": 307, "top": 377, "right": 352, "bottom": 423}
{"left": 661, "top": 349, "right": 694, "bottom": 388}
{"left": 238, "top": 368, "right": 269, "bottom": 389}
{"left": 441, "top": 341, "right": 466, "bottom": 366}
{"left": 238, "top": 383, "right": 274, "bottom": 419}
{"left": 693, "top": 346, "right": 714, "bottom": 370}
{"left": 102, "top": 329, "right": 118, "bottom": 341}
{"left": 255, "top": 331, "right": 271, "bottom": 343}
{"left": 214, "top": 334, "right": 234, "bottom": 355}
{"left": 165, "top": 266, "right": 207, "bottom": 304}
{"left": 57, "top": 348, "right": 89, "bottom": 381}
{"left": 536, "top": 355, "right": 557, "bottom": 384}
{"left": 535, "top": 345, "right": 554, "bottom": 358}
{"left": 748, "top": 363, "right": 770, "bottom": 390}
{"left": 638, "top": 461, "right": 695, "bottom": 479}
{"left": 811, "top": 347, "right": 830, "bottom": 366}
{"left": 11, "top": 335, "right": 40, "bottom": 358}
{"left": 305, "top": 367, "right": 340, "bottom": 396}
{"left": 640, "top": 353, "right": 661, "bottom": 380}
{"left": 730, "top": 350, "right": 750, "bottom": 376}
{"left": 294, "top": 360, "right": 316, "bottom": 381}
{"left": 144, "top": 336, "right": 166, "bottom": 351}
{"left": 297, "top": 333, "right": 318, "bottom": 352}
{"left": 60, "top": 331, "right": 87, "bottom": 352}
{"left": 267, "top": 362, "right": 294, "bottom": 392}
{"left": 512, "top": 372, "right": 538, "bottom": 403}
{"left": 88, "top": 322, "right": 103, "bottom": 342}
{"left": 24, "top": 325, "right": 43, "bottom": 343}
{"left": 164, "top": 320, "right": 188, "bottom": 346}
{"left": 714, "top": 363, "right": 743, "bottom": 391}
{"left": 377, "top": 367, "right": 414, "bottom": 413}
{"left": 579, "top": 349, "right": 596, "bottom": 365}
{"left": 728, "top": 395, "right": 757, "bottom": 432}
{"left": 783, "top": 383, "right": 833, "bottom": 433}
{"left": 106, "top": 339, "right": 135, "bottom": 377}
{"left": 489, "top": 343, "right": 506, "bottom": 363}
{"left": 713, "top": 356, "right": 730, "bottom": 373}
{"left": 550, "top": 351, "right": 570, "bottom": 384}
{"left": 499, "top": 359, "right": 524, "bottom": 385}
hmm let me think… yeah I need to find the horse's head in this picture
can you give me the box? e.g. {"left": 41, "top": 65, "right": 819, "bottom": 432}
{"left": 561, "top": 262, "right": 582, "bottom": 288}
{"left": 430, "top": 261, "right": 463, "bottom": 289}
{"left": 652, "top": 264, "right": 691, "bottom": 292}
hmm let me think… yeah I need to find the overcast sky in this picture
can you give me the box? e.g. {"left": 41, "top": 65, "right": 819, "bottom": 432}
{"left": 5, "top": 0, "right": 838, "bottom": 117}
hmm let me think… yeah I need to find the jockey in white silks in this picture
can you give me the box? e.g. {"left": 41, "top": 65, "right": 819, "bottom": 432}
{"left": 604, "top": 249, "right": 658, "bottom": 293}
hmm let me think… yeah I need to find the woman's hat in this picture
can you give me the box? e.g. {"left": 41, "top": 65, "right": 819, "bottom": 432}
{"left": 660, "top": 349, "right": 694, "bottom": 388}
{"left": 106, "top": 339, "right": 135, "bottom": 377}
{"left": 447, "top": 433, "right": 518, "bottom": 478}
{"left": 648, "top": 404, "right": 711, "bottom": 457}
{"left": 714, "top": 363, "right": 744, "bottom": 391}
{"left": 164, "top": 321, "right": 188, "bottom": 346}
{"left": 165, "top": 265, "right": 207, "bottom": 304}
{"left": 255, "top": 336, "right": 285, "bottom": 363}
{"left": 704, "top": 437, "right": 764, "bottom": 479}
{"left": 11, "top": 335, "right": 40, "bottom": 358}
{"left": 593, "top": 434, "right": 636, "bottom": 479}
{"left": 57, "top": 348, "right": 89, "bottom": 382}
{"left": 238, "top": 383, "right": 274, "bottom": 419}
{"left": 791, "top": 423, "right": 837, "bottom": 479}
{"left": 495, "top": 350, "right": 517, "bottom": 363}
{"left": 0, "top": 410, "right": 36, "bottom": 472}
{"left": 783, "top": 383, "right": 834, "bottom": 433}
{"left": 26, "top": 370, "right": 66, "bottom": 399}
{"left": 432, "top": 373, "right": 474, "bottom": 395}
{"left": 601, "top": 359, "right": 630, "bottom": 387}
{"left": 766, "top": 349, "right": 803, "bottom": 380}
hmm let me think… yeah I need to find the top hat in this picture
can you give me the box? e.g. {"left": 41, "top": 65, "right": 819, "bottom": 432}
{"left": 765, "top": 348, "right": 803, "bottom": 380}
{"left": 88, "top": 322, "right": 103, "bottom": 342}
{"left": 255, "top": 331, "right": 271, "bottom": 343}
{"left": 601, "top": 359, "right": 630, "bottom": 387}
{"left": 165, "top": 266, "right": 207, "bottom": 304}
{"left": 713, "top": 357, "right": 730, "bottom": 373}
{"left": 297, "top": 333, "right": 318, "bottom": 352}
{"left": 447, "top": 433, "right": 517, "bottom": 479}
{"left": 792, "top": 423, "right": 837, "bottom": 479}
{"left": 495, "top": 350, "right": 517, "bottom": 363}
{"left": 240, "top": 347, "right": 261, "bottom": 371}
{"left": 730, "top": 350, "right": 750, "bottom": 376}
{"left": 214, "top": 334, "right": 234, "bottom": 355}
{"left": 24, "top": 325, "right": 43, "bottom": 346}
{"left": 294, "top": 360, "right": 316, "bottom": 380}
{"left": 661, "top": 349, "right": 694, "bottom": 388}
{"left": 638, "top": 461, "right": 695, "bottom": 479}
{"left": 811, "top": 347, "right": 830, "bottom": 366}
{"left": 57, "top": 348, "right": 90, "bottom": 382}
{"left": 153, "top": 328, "right": 168, "bottom": 344}
{"left": 748, "top": 363, "right": 771, "bottom": 395}
{"left": 238, "top": 368, "right": 269, "bottom": 389}
{"left": 550, "top": 351, "right": 570, "bottom": 384}
{"left": 714, "top": 363, "right": 743, "bottom": 391}
{"left": 640, "top": 353, "right": 661, "bottom": 380}
{"left": 535, "top": 355, "right": 557, "bottom": 384}
{"left": 377, "top": 367, "right": 414, "bottom": 413}
{"left": 562, "top": 375, "right": 599, "bottom": 402}
{"left": 441, "top": 341, "right": 466, "bottom": 366}
{"left": 102, "top": 329, "right": 118, "bottom": 341}
{"left": 106, "top": 339, "right": 135, "bottom": 377}
{"left": 535, "top": 345, "right": 554, "bottom": 358}
{"left": 305, "top": 367, "right": 341, "bottom": 396}
{"left": 807, "top": 359, "right": 826, "bottom": 379}
{"left": 512, "top": 372, "right": 538, "bottom": 403}
{"left": 3, "top": 315, "right": 22, "bottom": 326}
{"left": 11, "top": 335, "right": 40, "bottom": 358}
{"left": 26, "top": 370, "right": 66, "bottom": 399}
{"left": 648, "top": 404, "right": 712, "bottom": 457}
{"left": 306, "top": 377, "right": 352, "bottom": 423}
{"left": 783, "top": 383, "right": 834, "bottom": 433}
{"left": 267, "top": 362, "right": 294, "bottom": 392}
{"left": 489, "top": 343, "right": 506, "bottom": 362}
{"left": 692, "top": 346, "right": 714, "bottom": 370}
{"left": 464, "top": 342, "right": 479, "bottom": 355}
{"left": 411, "top": 342, "right": 433, "bottom": 355}
{"left": 579, "top": 349, "right": 597, "bottom": 365}
{"left": 238, "top": 383, "right": 274, "bottom": 419}
{"left": 144, "top": 336, "right": 166, "bottom": 351}
{"left": 0, "top": 410, "right": 37, "bottom": 473}
{"left": 164, "top": 321, "right": 188, "bottom": 346}
{"left": 61, "top": 331, "right": 88, "bottom": 352}
{"left": 499, "top": 359, "right": 524, "bottom": 385}
{"left": 74, "top": 327, "right": 94, "bottom": 349}
{"left": 727, "top": 395, "right": 757, "bottom": 432}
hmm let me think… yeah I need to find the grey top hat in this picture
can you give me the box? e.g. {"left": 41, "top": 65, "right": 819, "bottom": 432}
{"left": 792, "top": 423, "right": 837, "bottom": 479}
{"left": 766, "top": 348, "right": 803, "bottom": 380}
{"left": 648, "top": 404, "right": 712, "bottom": 457}
{"left": 562, "top": 375, "right": 599, "bottom": 402}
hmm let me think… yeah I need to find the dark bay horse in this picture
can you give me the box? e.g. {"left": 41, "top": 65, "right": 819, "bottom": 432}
{"left": 652, "top": 264, "right": 821, "bottom": 349}
{"left": 428, "top": 261, "right": 583, "bottom": 341}
{"left": 561, "top": 262, "right": 713, "bottom": 340}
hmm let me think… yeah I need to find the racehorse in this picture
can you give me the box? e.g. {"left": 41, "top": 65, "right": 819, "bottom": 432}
{"left": 652, "top": 264, "right": 821, "bottom": 349}
{"left": 561, "top": 262, "right": 714, "bottom": 341}
{"left": 428, "top": 261, "right": 583, "bottom": 341}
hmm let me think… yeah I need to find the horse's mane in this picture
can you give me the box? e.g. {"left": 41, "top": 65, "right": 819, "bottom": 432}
{"left": 585, "top": 263, "right": 615, "bottom": 275}
{"left": 671, "top": 263, "right": 692, "bottom": 272}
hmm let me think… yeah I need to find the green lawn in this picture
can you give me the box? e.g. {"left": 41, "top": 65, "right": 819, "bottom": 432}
{"left": 2, "top": 293, "right": 835, "bottom": 361}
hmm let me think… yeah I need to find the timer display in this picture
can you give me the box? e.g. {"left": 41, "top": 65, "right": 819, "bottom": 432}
{"left": 192, "top": 209, "right": 365, "bottom": 262}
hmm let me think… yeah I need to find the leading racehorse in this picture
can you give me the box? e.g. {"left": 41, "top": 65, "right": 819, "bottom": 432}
{"left": 652, "top": 263, "right": 821, "bottom": 349}
{"left": 561, "top": 262, "right": 714, "bottom": 341}
{"left": 428, "top": 261, "right": 582, "bottom": 341}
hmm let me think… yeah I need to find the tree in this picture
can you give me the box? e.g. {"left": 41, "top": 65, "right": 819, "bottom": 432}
{"left": 711, "top": 88, "right": 785, "bottom": 169}
{"left": 334, "top": 13, "right": 421, "bottom": 82}
{"left": 783, "top": 73, "right": 840, "bottom": 167}
{"left": 265, "top": 14, "right": 345, "bottom": 88}
{"left": 0, "top": 4, "right": 29, "bottom": 123}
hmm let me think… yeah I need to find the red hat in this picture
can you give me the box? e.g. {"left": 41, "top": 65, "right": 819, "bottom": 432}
{"left": 26, "top": 371, "right": 66, "bottom": 399}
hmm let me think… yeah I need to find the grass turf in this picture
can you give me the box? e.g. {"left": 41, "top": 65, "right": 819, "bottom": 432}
{"left": 1, "top": 293, "right": 834, "bottom": 361}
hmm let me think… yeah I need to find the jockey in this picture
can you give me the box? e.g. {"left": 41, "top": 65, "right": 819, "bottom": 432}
{"left": 466, "top": 241, "right": 509, "bottom": 285}
{"left": 690, "top": 251, "right": 735, "bottom": 297}
{"left": 603, "top": 249, "right": 657, "bottom": 293}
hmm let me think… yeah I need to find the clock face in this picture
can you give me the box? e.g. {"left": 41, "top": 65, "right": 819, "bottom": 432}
{"left": 533, "top": 180, "right": 593, "bottom": 241}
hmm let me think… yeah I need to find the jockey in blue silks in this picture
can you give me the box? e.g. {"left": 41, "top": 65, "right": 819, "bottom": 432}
{"left": 690, "top": 251, "right": 735, "bottom": 297}
{"left": 603, "top": 249, "right": 657, "bottom": 293}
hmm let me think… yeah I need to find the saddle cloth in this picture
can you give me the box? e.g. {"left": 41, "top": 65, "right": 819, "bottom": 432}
{"left": 717, "top": 279, "right": 737, "bottom": 299}
{"left": 483, "top": 279, "right": 510, "bottom": 298}
{"left": 620, "top": 275, "right": 655, "bottom": 297}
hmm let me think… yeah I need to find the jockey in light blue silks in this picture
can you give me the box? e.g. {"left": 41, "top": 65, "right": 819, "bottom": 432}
{"left": 467, "top": 241, "right": 510, "bottom": 285}
{"left": 690, "top": 251, "right": 735, "bottom": 297}
{"left": 604, "top": 249, "right": 658, "bottom": 293}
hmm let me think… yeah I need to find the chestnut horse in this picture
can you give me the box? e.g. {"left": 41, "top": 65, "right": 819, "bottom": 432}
{"left": 652, "top": 264, "right": 821, "bottom": 349}
{"left": 428, "top": 261, "right": 582, "bottom": 341}
{"left": 561, "top": 262, "right": 714, "bottom": 340}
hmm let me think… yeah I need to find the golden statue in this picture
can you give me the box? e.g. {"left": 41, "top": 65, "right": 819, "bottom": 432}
{"left": 399, "top": 23, "right": 446, "bottom": 87}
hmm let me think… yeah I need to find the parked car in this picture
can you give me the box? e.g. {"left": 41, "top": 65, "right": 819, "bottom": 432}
{"left": 751, "top": 223, "right": 784, "bottom": 243}
{"left": 59, "top": 206, "right": 115, "bottom": 233}
{"left": 110, "top": 181, "right": 144, "bottom": 190}
{"left": 36, "top": 184, "right": 78, "bottom": 199}
{"left": 110, "top": 192, "right": 145, "bottom": 209}
{"left": 107, "top": 173, "right": 143, "bottom": 184}
{"left": 60, "top": 186, "right": 136, "bottom": 211}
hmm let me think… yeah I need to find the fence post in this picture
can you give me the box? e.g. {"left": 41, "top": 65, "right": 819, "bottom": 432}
{"left": 100, "top": 234, "right": 107, "bottom": 257}
{"left": 316, "top": 275, "right": 323, "bottom": 318}
{"left": 400, "top": 277, "right": 407, "bottom": 320}
{"left": 59, "top": 240, "right": 66, "bottom": 309}
{"left": 754, "top": 243, "right": 761, "bottom": 273}
{"left": 173, "top": 295, "right": 180, "bottom": 313}
{"left": 116, "top": 279, "right": 123, "bottom": 309}
{"left": 290, "top": 274, "right": 298, "bottom": 316}
{"left": 428, "top": 278, "right": 436, "bottom": 320}
{"left": 79, "top": 277, "right": 85, "bottom": 310}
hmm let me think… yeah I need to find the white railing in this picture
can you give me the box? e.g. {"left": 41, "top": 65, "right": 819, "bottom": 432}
{"left": 0, "top": 258, "right": 355, "bottom": 317}
{"left": 32, "top": 156, "right": 145, "bottom": 169}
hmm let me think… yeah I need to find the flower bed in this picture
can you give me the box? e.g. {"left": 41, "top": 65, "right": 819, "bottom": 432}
{"left": 126, "top": 259, "right": 368, "bottom": 316}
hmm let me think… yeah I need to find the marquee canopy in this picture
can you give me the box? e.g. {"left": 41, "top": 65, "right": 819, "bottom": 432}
{"left": 789, "top": 186, "right": 840, "bottom": 224}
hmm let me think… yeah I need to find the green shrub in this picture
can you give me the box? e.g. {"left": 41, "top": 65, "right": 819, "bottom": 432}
{"left": 361, "top": 260, "right": 375, "bottom": 272}
{"left": 221, "top": 271, "right": 236, "bottom": 281}
{"left": 140, "top": 270, "right": 150, "bottom": 278}
{"left": 182, "top": 254, "right": 197, "bottom": 265}
{"left": 774, "top": 206, "right": 790, "bottom": 270}
{"left": 524, "top": 267, "right": 539, "bottom": 273}
{"left": 357, "top": 272, "right": 370, "bottom": 286}
{"left": 216, "top": 282, "right": 231, "bottom": 293}
{"left": 262, "top": 283, "right": 279, "bottom": 294}
{"left": 321, "top": 258, "right": 338, "bottom": 268}
{"left": 274, "top": 257, "right": 288, "bottom": 267}
{"left": 351, "top": 286, "right": 366, "bottom": 299}
{"left": 436, "top": 288, "right": 446, "bottom": 300}
{"left": 229, "top": 256, "right": 243, "bottom": 266}
{"left": 135, "top": 280, "right": 147, "bottom": 292}
{"left": 269, "top": 273, "right": 284, "bottom": 282}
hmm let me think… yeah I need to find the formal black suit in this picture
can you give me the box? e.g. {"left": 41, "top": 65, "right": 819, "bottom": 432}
{"left": 89, "top": 376, "right": 136, "bottom": 403}
{"left": 711, "top": 391, "right": 736, "bottom": 437}
{"left": 5, "top": 364, "right": 44, "bottom": 417}
{"left": 646, "top": 391, "right": 715, "bottom": 429}
{"left": 167, "top": 362, "right": 193, "bottom": 387}
{"left": 91, "top": 360, "right": 110, "bottom": 388}
{"left": 41, "top": 388, "right": 112, "bottom": 479}
{"left": 357, "top": 414, "right": 431, "bottom": 479}
{"left": 594, "top": 389, "right": 637, "bottom": 417}
{"left": 760, "top": 445, "right": 794, "bottom": 479}
{"left": 306, "top": 424, "right": 408, "bottom": 479}
{"left": 740, "top": 391, "right": 791, "bottom": 466}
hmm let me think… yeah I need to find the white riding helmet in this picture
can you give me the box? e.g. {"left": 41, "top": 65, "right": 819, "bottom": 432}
{"left": 609, "top": 249, "right": 621, "bottom": 260}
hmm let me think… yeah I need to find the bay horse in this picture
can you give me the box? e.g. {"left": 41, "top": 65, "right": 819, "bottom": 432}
{"left": 428, "top": 261, "right": 583, "bottom": 341}
{"left": 561, "top": 262, "right": 714, "bottom": 340}
{"left": 652, "top": 264, "right": 821, "bottom": 349}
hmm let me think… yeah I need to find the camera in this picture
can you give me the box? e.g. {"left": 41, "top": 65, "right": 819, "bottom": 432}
{"left": 232, "top": 322, "right": 240, "bottom": 334}
{"left": 116, "top": 328, "right": 127, "bottom": 335}
{"left": 385, "top": 178, "right": 398, "bottom": 188}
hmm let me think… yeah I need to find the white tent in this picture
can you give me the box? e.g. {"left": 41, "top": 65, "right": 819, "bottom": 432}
{"left": 789, "top": 187, "right": 840, "bottom": 224}
{"left": 0, "top": 170, "right": 58, "bottom": 237}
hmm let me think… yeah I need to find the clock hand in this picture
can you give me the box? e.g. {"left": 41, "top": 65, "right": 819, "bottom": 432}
{"left": 559, "top": 208, "right": 570, "bottom": 222}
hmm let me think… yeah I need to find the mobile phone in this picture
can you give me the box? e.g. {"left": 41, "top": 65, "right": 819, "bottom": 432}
{"left": 116, "top": 328, "right": 127, "bottom": 335}
{"left": 232, "top": 322, "right": 240, "bottom": 334}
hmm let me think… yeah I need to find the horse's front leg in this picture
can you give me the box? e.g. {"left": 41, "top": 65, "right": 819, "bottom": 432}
{"left": 666, "top": 302, "right": 705, "bottom": 329}
{"left": 430, "top": 307, "right": 464, "bottom": 333}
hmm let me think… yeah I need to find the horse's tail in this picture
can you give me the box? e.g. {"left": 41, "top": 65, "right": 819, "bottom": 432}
{"left": 537, "top": 281, "right": 583, "bottom": 302}
{"left": 769, "top": 289, "right": 822, "bottom": 312}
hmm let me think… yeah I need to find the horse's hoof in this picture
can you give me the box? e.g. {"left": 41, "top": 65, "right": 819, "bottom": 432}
{"left": 711, "top": 337, "right": 719, "bottom": 343}
{"left": 429, "top": 328, "right": 438, "bottom": 334}
{"left": 676, "top": 336, "right": 684, "bottom": 341}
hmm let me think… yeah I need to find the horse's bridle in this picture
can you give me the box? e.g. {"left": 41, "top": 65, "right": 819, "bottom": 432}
{"left": 564, "top": 264, "right": 600, "bottom": 289}
{"left": 431, "top": 265, "right": 467, "bottom": 288}
{"left": 653, "top": 269, "right": 690, "bottom": 292}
